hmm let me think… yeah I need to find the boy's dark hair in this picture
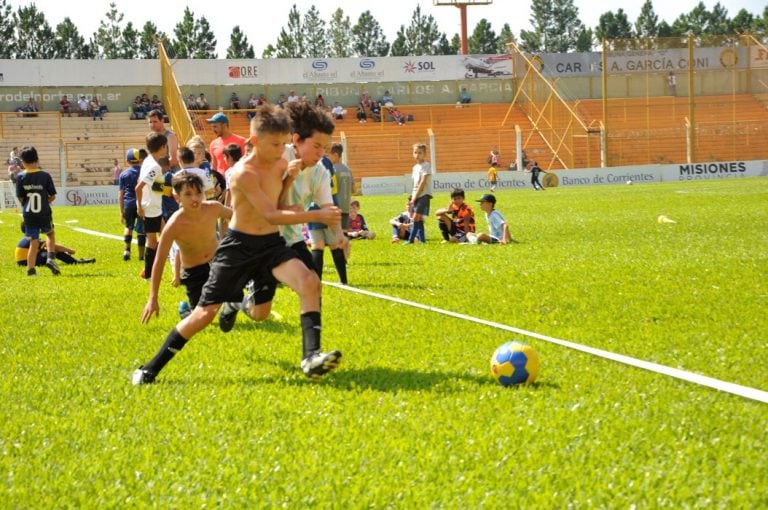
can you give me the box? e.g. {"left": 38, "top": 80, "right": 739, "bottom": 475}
{"left": 223, "top": 143, "right": 243, "bottom": 162}
{"left": 350, "top": 200, "right": 360, "bottom": 207}
{"left": 285, "top": 101, "right": 335, "bottom": 141}
{"left": 147, "top": 109, "right": 164, "bottom": 120}
{"left": 178, "top": 146, "right": 195, "bottom": 166}
{"left": 249, "top": 104, "right": 291, "bottom": 136}
{"left": 450, "top": 188, "right": 465, "bottom": 199}
{"left": 20, "top": 146, "right": 39, "bottom": 165}
{"left": 330, "top": 142, "right": 343, "bottom": 156}
{"left": 146, "top": 132, "right": 168, "bottom": 154}
{"left": 138, "top": 149, "right": 148, "bottom": 160}
{"left": 172, "top": 172, "right": 204, "bottom": 194}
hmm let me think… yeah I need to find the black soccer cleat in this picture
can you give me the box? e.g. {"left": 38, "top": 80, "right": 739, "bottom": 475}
{"left": 301, "top": 350, "right": 342, "bottom": 380}
{"left": 131, "top": 366, "right": 156, "bottom": 385}
{"left": 218, "top": 302, "right": 238, "bottom": 333}
{"left": 45, "top": 259, "right": 61, "bottom": 275}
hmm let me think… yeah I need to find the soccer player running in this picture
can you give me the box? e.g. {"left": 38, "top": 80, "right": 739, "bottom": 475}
{"left": 139, "top": 172, "right": 232, "bottom": 324}
{"left": 15, "top": 146, "right": 61, "bottom": 276}
{"left": 132, "top": 105, "right": 342, "bottom": 385}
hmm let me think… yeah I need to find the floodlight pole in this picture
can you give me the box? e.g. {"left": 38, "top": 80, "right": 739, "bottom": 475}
{"left": 434, "top": 0, "right": 493, "bottom": 55}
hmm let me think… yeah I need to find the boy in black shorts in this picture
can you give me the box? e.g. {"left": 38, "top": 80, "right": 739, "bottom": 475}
{"left": 139, "top": 172, "right": 232, "bottom": 324}
{"left": 15, "top": 146, "right": 60, "bottom": 276}
{"left": 133, "top": 105, "right": 342, "bottom": 385}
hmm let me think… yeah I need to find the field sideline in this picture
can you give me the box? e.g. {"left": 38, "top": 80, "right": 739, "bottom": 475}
{"left": 1, "top": 178, "right": 766, "bottom": 507}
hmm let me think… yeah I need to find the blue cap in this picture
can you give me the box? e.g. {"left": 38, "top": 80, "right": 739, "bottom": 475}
{"left": 206, "top": 112, "right": 229, "bottom": 124}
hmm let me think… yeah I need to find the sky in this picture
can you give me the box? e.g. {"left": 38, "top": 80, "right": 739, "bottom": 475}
{"left": 8, "top": 0, "right": 766, "bottom": 57}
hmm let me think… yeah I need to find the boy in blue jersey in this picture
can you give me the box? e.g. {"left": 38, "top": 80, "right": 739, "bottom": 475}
{"left": 118, "top": 148, "right": 146, "bottom": 261}
{"left": 15, "top": 146, "right": 60, "bottom": 276}
{"left": 469, "top": 194, "right": 518, "bottom": 245}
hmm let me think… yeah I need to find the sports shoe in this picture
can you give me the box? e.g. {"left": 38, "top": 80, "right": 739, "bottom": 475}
{"left": 27, "top": 268, "right": 37, "bottom": 276}
{"left": 219, "top": 302, "right": 238, "bottom": 332}
{"left": 131, "top": 366, "right": 156, "bottom": 385}
{"left": 77, "top": 258, "right": 96, "bottom": 264}
{"left": 301, "top": 350, "right": 342, "bottom": 380}
{"left": 178, "top": 301, "right": 192, "bottom": 319}
{"left": 123, "top": 250, "right": 130, "bottom": 261}
{"left": 45, "top": 258, "right": 61, "bottom": 275}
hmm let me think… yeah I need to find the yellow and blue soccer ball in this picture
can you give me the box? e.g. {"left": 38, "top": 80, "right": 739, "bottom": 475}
{"left": 490, "top": 341, "right": 540, "bottom": 386}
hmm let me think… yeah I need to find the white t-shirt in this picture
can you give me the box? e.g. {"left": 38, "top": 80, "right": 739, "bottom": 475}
{"left": 139, "top": 155, "right": 164, "bottom": 218}
{"left": 279, "top": 145, "right": 333, "bottom": 245}
{"left": 411, "top": 161, "right": 432, "bottom": 199}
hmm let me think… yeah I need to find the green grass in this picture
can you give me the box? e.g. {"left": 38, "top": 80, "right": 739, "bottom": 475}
{"left": 1, "top": 178, "right": 767, "bottom": 507}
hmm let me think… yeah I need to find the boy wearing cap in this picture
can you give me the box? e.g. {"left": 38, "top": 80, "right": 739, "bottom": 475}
{"left": 207, "top": 112, "right": 246, "bottom": 177}
{"left": 118, "top": 148, "right": 146, "bottom": 261}
{"left": 470, "top": 194, "right": 517, "bottom": 245}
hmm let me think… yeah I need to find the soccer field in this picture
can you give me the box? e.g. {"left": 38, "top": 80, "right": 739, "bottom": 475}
{"left": 1, "top": 178, "right": 767, "bottom": 507}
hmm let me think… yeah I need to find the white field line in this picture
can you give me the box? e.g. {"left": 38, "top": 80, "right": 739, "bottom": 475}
{"left": 323, "top": 282, "right": 768, "bottom": 405}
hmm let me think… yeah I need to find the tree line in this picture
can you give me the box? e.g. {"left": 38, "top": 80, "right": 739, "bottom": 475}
{"left": 0, "top": 0, "right": 766, "bottom": 60}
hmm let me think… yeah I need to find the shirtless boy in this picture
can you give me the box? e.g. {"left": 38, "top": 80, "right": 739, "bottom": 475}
{"left": 132, "top": 105, "right": 342, "bottom": 385}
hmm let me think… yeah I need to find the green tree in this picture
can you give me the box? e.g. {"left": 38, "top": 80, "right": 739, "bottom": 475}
{"left": 0, "top": 0, "right": 15, "bottom": 58}
{"left": 635, "top": 0, "right": 660, "bottom": 38}
{"left": 53, "top": 18, "right": 91, "bottom": 58}
{"left": 575, "top": 27, "right": 594, "bottom": 51}
{"left": 276, "top": 5, "right": 303, "bottom": 58}
{"left": 138, "top": 22, "right": 163, "bottom": 59}
{"left": 497, "top": 23, "right": 515, "bottom": 53}
{"left": 730, "top": 9, "right": 754, "bottom": 34}
{"left": 596, "top": 9, "right": 634, "bottom": 49}
{"left": 262, "top": 44, "right": 277, "bottom": 58}
{"left": 227, "top": 26, "right": 254, "bottom": 59}
{"left": 708, "top": 3, "right": 732, "bottom": 35}
{"left": 121, "top": 22, "right": 139, "bottom": 59}
{"left": 521, "top": 0, "right": 587, "bottom": 52}
{"left": 671, "top": 2, "right": 709, "bottom": 36}
{"left": 328, "top": 8, "right": 352, "bottom": 58}
{"left": 351, "top": 10, "right": 389, "bottom": 57}
{"left": 192, "top": 16, "right": 217, "bottom": 58}
{"left": 402, "top": 5, "right": 443, "bottom": 55}
{"left": 15, "top": 4, "right": 55, "bottom": 58}
{"left": 468, "top": 18, "right": 498, "bottom": 54}
{"left": 303, "top": 5, "right": 328, "bottom": 57}
{"left": 171, "top": 7, "right": 217, "bottom": 59}
{"left": 451, "top": 33, "right": 462, "bottom": 54}
{"left": 92, "top": 2, "right": 123, "bottom": 59}
{"left": 390, "top": 29, "right": 407, "bottom": 56}
{"left": 435, "top": 33, "right": 456, "bottom": 55}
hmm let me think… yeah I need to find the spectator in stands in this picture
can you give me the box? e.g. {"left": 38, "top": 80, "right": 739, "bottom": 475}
{"left": 151, "top": 95, "right": 164, "bottom": 114}
{"left": 315, "top": 94, "right": 326, "bottom": 109}
{"left": 140, "top": 93, "right": 151, "bottom": 112}
{"left": 112, "top": 158, "right": 122, "bottom": 185}
{"left": 276, "top": 93, "right": 287, "bottom": 108}
{"left": 196, "top": 93, "right": 210, "bottom": 110}
{"left": 59, "top": 95, "right": 72, "bottom": 117}
{"left": 287, "top": 90, "right": 299, "bottom": 103}
{"left": 370, "top": 101, "right": 382, "bottom": 122}
{"left": 381, "top": 90, "right": 394, "bottom": 106}
{"left": 389, "top": 106, "right": 405, "bottom": 125}
{"left": 229, "top": 92, "right": 241, "bottom": 111}
{"left": 15, "top": 98, "right": 38, "bottom": 117}
{"left": 331, "top": 102, "right": 345, "bottom": 120}
{"left": 345, "top": 201, "right": 375, "bottom": 240}
{"left": 131, "top": 96, "right": 146, "bottom": 120}
{"left": 459, "top": 87, "right": 471, "bottom": 104}
{"left": 206, "top": 112, "right": 246, "bottom": 177}
{"left": 89, "top": 97, "right": 104, "bottom": 120}
{"left": 356, "top": 103, "right": 367, "bottom": 123}
{"left": 360, "top": 89, "right": 372, "bottom": 111}
{"left": 487, "top": 146, "right": 500, "bottom": 166}
{"left": 185, "top": 94, "right": 198, "bottom": 110}
{"left": 667, "top": 71, "right": 677, "bottom": 96}
{"left": 77, "top": 95, "right": 89, "bottom": 117}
